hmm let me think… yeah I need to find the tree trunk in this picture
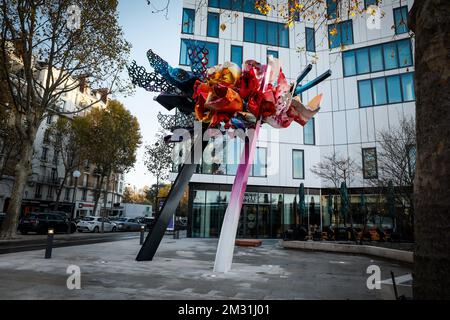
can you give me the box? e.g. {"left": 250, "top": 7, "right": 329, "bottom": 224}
{"left": 54, "top": 173, "right": 68, "bottom": 211}
{"left": 410, "top": 0, "right": 450, "bottom": 299}
{"left": 0, "top": 136, "right": 35, "bottom": 239}
{"left": 101, "top": 175, "right": 110, "bottom": 233}
{"left": 92, "top": 174, "right": 105, "bottom": 217}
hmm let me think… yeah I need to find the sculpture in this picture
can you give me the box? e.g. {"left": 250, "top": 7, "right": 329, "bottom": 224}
{"left": 128, "top": 41, "right": 331, "bottom": 272}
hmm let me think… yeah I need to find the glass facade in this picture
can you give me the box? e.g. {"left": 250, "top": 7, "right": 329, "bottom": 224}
{"left": 190, "top": 187, "right": 320, "bottom": 238}
{"left": 305, "top": 27, "right": 315, "bottom": 52}
{"left": 207, "top": 12, "right": 220, "bottom": 38}
{"left": 362, "top": 148, "right": 378, "bottom": 179}
{"left": 208, "top": 0, "right": 265, "bottom": 15}
{"left": 231, "top": 45, "right": 243, "bottom": 66}
{"left": 328, "top": 20, "right": 353, "bottom": 49}
{"left": 326, "top": 0, "right": 337, "bottom": 19}
{"left": 180, "top": 39, "right": 218, "bottom": 67}
{"left": 292, "top": 150, "right": 305, "bottom": 179}
{"left": 394, "top": 6, "right": 409, "bottom": 34}
{"left": 303, "top": 118, "right": 315, "bottom": 145}
{"left": 244, "top": 18, "right": 289, "bottom": 48}
{"left": 357, "top": 73, "right": 415, "bottom": 107}
{"left": 343, "top": 39, "right": 413, "bottom": 77}
{"left": 182, "top": 8, "right": 195, "bottom": 34}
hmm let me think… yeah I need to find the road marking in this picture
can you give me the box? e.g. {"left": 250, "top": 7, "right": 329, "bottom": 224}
{"left": 380, "top": 273, "right": 412, "bottom": 286}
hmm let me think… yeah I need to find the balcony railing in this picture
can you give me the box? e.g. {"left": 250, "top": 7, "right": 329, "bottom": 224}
{"left": 37, "top": 176, "right": 62, "bottom": 186}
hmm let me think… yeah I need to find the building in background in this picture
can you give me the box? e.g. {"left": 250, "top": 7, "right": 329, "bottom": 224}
{"left": 174, "top": 0, "right": 415, "bottom": 238}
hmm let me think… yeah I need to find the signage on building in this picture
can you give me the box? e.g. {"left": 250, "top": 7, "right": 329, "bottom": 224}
{"left": 243, "top": 193, "right": 258, "bottom": 204}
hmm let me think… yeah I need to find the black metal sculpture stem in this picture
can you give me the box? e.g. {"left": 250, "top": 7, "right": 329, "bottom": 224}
{"left": 136, "top": 131, "right": 207, "bottom": 261}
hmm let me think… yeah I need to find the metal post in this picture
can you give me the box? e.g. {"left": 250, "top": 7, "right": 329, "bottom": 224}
{"left": 45, "top": 229, "right": 54, "bottom": 259}
{"left": 69, "top": 171, "right": 81, "bottom": 234}
{"left": 140, "top": 225, "right": 145, "bottom": 245}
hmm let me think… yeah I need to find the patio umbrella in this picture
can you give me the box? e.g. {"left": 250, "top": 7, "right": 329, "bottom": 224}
{"left": 340, "top": 182, "right": 349, "bottom": 227}
{"left": 327, "top": 194, "right": 333, "bottom": 226}
{"left": 298, "top": 183, "right": 306, "bottom": 226}
{"left": 387, "top": 180, "right": 397, "bottom": 232}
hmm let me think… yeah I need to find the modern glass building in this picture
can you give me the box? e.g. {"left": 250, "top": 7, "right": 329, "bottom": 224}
{"left": 175, "top": 0, "right": 415, "bottom": 239}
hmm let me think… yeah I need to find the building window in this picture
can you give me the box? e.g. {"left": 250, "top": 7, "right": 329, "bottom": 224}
{"left": 180, "top": 39, "right": 218, "bottom": 67}
{"left": 394, "top": 6, "right": 409, "bottom": 34}
{"left": 407, "top": 144, "right": 416, "bottom": 176}
{"left": 231, "top": 45, "right": 243, "bottom": 66}
{"left": 43, "top": 129, "right": 51, "bottom": 144}
{"left": 292, "top": 150, "right": 304, "bottom": 179}
{"left": 328, "top": 20, "right": 353, "bottom": 49}
{"left": 303, "top": 118, "right": 315, "bottom": 145}
{"left": 64, "top": 188, "right": 71, "bottom": 201}
{"left": 357, "top": 73, "right": 415, "bottom": 107}
{"left": 47, "top": 186, "right": 53, "bottom": 199}
{"left": 81, "top": 189, "right": 87, "bottom": 201}
{"left": 364, "top": 0, "right": 379, "bottom": 8}
{"left": 35, "top": 184, "right": 42, "bottom": 199}
{"left": 244, "top": 18, "right": 289, "bottom": 48}
{"left": 267, "top": 49, "right": 278, "bottom": 61}
{"left": 252, "top": 147, "right": 267, "bottom": 177}
{"left": 362, "top": 148, "right": 378, "bottom": 179}
{"left": 41, "top": 147, "right": 48, "bottom": 161}
{"left": 305, "top": 27, "right": 315, "bottom": 52}
{"left": 208, "top": 0, "right": 265, "bottom": 15}
{"left": 181, "top": 8, "right": 195, "bottom": 34}
{"left": 46, "top": 115, "right": 53, "bottom": 125}
{"left": 207, "top": 12, "right": 220, "bottom": 38}
{"left": 326, "top": 0, "right": 337, "bottom": 19}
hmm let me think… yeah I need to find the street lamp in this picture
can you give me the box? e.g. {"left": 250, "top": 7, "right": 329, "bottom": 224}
{"left": 68, "top": 170, "right": 81, "bottom": 234}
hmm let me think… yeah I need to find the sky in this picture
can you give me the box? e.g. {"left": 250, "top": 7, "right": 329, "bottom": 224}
{"left": 116, "top": 0, "right": 183, "bottom": 190}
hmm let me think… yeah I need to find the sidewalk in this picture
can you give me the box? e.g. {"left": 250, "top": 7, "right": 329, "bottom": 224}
{"left": 0, "top": 237, "right": 412, "bottom": 300}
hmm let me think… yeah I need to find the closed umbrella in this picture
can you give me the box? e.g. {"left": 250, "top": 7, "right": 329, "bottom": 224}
{"left": 340, "top": 182, "right": 349, "bottom": 227}
{"left": 327, "top": 194, "right": 333, "bottom": 226}
{"left": 387, "top": 181, "right": 397, "bottom": 232}
{"left": 298, "top": 183, "right": 306, "bottom": 226}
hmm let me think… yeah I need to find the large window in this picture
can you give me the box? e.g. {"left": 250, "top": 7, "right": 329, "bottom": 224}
{"left": 394, "top": 6, "right": 409, "bottom": 34}
{"left": 364, "top": 0, "right": 379, "bottom": 8}
{"left": 362, "top": 148, "right": 378, "bottom": 179}
{"left": 303, "top": 118, "right": 315, "bottom": 145}
{"left": 326, "top": 0, "right": 337, "bottom": 19}
{"left": 292, "top": 150, "right": 304, "bottom": 179}
{"left": 328, "top": 20, "right": 353, "bottom": 49}
{"left": 180, "top": 39, "right": 218, "bottom": 67}
{"left": 208, "top": 0, "right": 265, "bottom": 15}
{"left": 343, "top": 39, "right": 413, "bottom": 77}
{"left": 357, "top": 73, "right": 415, "bottom": 107}
{"left": 253, "top": 147, "right": 267, "bottom": 177}
{"left": 231, "top": 45, "right": 243, "bottom": 66}
{"left": 305, "top": 27, "right": 315, "bottom": 52}
{"left": 181, "top": 8, "right": 195, "bottom": 34}
{"left": 244, "top": 18, "right": 289, "bottom": 48}
{"left": 207, "top": 12, "right": 220, "bottom": 38}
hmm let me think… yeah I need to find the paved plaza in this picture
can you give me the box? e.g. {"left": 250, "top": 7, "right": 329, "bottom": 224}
{"left": 0, "top": 237, "right": 412, "bottom": 300}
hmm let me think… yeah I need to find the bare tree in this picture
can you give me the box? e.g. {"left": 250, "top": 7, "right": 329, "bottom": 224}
{"left": 311, "top": 152, "right": 359, "bottom": 189}
{"left": 144, "top": 129, "right": 173, "bottom": 217}
{"left": 370, "top": 117, "right": 416, "bottom": 237}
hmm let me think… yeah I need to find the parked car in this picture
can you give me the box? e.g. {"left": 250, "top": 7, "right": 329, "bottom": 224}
{"left": 113, "top": 217, "right": 143, "bottom": 232}
{"left": 77, "top": 217, "right": 117, "bottom": 233}
{"left": 18, "top": 212, "right": 75, "bottom": 235}
{"left": 137, "top": 217, "right": 155, "bottom": 231}
{"left": 47, "top": 211, "right": 77, "bottom": 231}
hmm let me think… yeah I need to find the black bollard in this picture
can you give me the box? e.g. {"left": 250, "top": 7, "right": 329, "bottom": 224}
{"left": 45, "top": 229, "right": 54, "bottom": 259}
{"left": 140, "top": 225, "right": 145, "bottom": 245}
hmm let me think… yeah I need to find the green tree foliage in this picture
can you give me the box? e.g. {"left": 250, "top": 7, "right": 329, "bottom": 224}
{"left": 75, "top": 100, "right": 142, "bottom": 220}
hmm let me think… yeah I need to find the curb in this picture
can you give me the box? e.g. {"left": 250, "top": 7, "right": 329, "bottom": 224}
{"left": 280, "top": 240, "right": 413, "bottom": 264}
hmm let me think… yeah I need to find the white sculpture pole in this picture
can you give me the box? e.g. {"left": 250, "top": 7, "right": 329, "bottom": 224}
{"left": 214, "top": 65, "right": 271, "bottom": 273}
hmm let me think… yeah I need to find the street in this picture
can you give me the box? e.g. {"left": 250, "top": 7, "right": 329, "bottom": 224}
{"left": 0, "top": 232, "right": 140, "bottom": 254}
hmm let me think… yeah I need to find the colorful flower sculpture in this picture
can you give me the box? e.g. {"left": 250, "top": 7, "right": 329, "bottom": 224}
{"left": 192, "top": 56, "right": 324, "bottom": 130}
